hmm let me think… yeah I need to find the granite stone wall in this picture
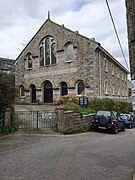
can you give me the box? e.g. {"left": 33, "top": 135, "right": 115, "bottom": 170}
{"left": 15, "top": 18, "right": 129, "bottom": 104}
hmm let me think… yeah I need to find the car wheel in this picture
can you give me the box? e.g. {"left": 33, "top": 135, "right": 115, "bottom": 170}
{"left": 93, "top": 127, "right": 98, "bottom": 132}
{"left": 114, "top": 126, "right": 118, "bottom": 134}
{"left": 121, "top": 126, "right": 125, "bottom": 132}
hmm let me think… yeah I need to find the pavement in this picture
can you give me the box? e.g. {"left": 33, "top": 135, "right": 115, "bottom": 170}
{"left": 15, "top": 127, "right": 62, "bottom": 136}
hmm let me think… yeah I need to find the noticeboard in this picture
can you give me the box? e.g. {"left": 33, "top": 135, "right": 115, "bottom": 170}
{"left": 79, "top": 97, "right": 88, "bottom": 106}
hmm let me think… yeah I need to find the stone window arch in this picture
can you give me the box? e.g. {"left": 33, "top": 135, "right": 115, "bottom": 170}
{"left": 111, "top": 64, "right": 114, "bottom": 75}
{"left": 39, "top": 36, "right": 57, "bottom": 66}
{"left": 118, "top": 84, "right": 120, "bottom": 96}
{"left": 77, "top": 81, "right": 85, "bottom": 95}
{"left": 112, "top": 82, "right": 115, "bottom": 96}
{"left": 27, "top": 53, "right": 32, "bottom": 69}
{"left": 60, "top": 81, "right": 68, "bottom": 96}
{"left": 104, "top": 58, "right": 108, "bottom": 72}
{"left": 39, "top": 46, "right": 44, "bottom": 66}
{"left": 43, "top": 80, "right": 53, "bottom": 103}
{"left": 29, "top": 84, "right": 36, "bottom": 103}
{"left": 117, "top": 69, "right": 120, "bottom": 78}
{"left": 65, "top": 42, "right": 74, "bottom": 62}
{"left": 20, "top": 85, "right": 25, "bottom": 96}
{"left": 104, "top": 80, "right": 108, "bottom": 95}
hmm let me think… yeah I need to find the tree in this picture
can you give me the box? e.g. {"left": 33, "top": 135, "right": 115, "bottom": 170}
{"left": 0, "top": 73, "right": 18, "bottom": 132}
{"left": 0, "top": 73, "right": 18, "bottom": 110}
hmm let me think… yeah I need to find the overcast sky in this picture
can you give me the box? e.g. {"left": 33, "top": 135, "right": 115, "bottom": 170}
{"left": 0, "top": 0, "right": 129, "bottom": 70}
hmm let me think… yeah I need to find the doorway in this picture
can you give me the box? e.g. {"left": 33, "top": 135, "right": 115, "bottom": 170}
{"left": 43, "top": 81, "right": 53, "bottom": 103}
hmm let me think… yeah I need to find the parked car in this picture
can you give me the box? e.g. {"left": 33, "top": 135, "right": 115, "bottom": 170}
{"left": 120, "top": 114, "right": 135, "bottom": 129}
{"left": 89, "top": 110, "right": 125, "bottom": 134}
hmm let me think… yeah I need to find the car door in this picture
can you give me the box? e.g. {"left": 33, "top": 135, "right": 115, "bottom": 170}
{"left": 131, "top": 116, "right": 135, "bottom": 127}
{"left": 117, "top": 116, "right": 124, "bottom": 129}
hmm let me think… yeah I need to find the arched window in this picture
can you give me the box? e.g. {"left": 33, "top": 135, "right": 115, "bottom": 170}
{"left": 111, "top": 64, "right": 114, "bottom": 75}
{"left": 27, "top": 53, "right": 32, "bottom": 69}
{"left": 30, "top": 84, "right": 36, "bottom": 103}
{"left": 60, "top": 82, "right": 68, "bottom": 96}
{"left": 65, "top": 42, "right": 74, "bottom": 61}
{"left": 20, "top": 85, "right": 25, "bottom": 96}
{"left": 39, "top": 46, "right": 44, "bottom": 66}
{"left": 104, "top": 80, "right": 108, "bottom": 95}
{"left": 117, "top": 69, "right": 120, "bottom": 78}
{"left": 51, "top": 43, "right": 56, "bottom": 64}
{"left": 104, "top": 58, "right": 108, "bottom": 72}
{"left": 112, "top": 82, "right": 115, "bottom": 96}
{"left": 39, "top": 36, "right": 57, "bottom": 66}
{"left": 45, "top": 38, "right": 50, "bottom": 65}
{"left": 118, "top": 85, "right": 120, "bottom": 96}
{"left": 77, "top": 81, "right": 85, "bottom": 95}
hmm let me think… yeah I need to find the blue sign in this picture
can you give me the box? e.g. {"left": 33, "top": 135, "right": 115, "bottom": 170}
{"left": 79, "top": 97, "right": 88, "bottom": 106}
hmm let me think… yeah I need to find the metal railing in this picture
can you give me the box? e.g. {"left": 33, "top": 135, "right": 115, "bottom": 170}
{"left": 15, "top": 111, "right": 54, "bottom": 129}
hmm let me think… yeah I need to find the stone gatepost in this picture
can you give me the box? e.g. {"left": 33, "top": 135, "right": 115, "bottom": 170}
{"left": 4, "top": 108, "right": 11, "bottom": 127}
{"left": 56, "top": 105, "right": 65, "bottom": 133}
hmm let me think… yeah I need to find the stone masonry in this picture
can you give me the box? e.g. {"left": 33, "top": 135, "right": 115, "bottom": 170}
{"left": 15, "top": 16, "right": 129, "bottom": 104}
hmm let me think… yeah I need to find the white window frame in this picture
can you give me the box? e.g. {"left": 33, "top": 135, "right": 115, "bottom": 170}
{"left": 65, "top": 42, "right": 74, "bottom": 62}
{"left": 104, "top": 80, "right": 108, "bottom": 95}
{"left": 27, "top": 53, "right": 33, "bottom": 69}
{"left": 111, "top": 64, "right": 114, "bottom": 76}
{"left": 39, "top": 36, "right": 57, "bottom": 66}
{"left": 104, "top": 58, "right": 108, "bottom": 72}
{"left": 112, "top": 82, "right": 115, "bottom": 96}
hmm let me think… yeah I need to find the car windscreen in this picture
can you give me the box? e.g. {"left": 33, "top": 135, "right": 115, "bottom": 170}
{"left": 96, "top": 111, "right": 111, "bottom": 116}
{"left": 121, "top": 115, "right": 128, "bottom": 120}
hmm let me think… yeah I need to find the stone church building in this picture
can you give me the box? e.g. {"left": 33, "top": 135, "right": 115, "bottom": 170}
{"left": 15, "top": 15, "right": 129, "bottom": 104}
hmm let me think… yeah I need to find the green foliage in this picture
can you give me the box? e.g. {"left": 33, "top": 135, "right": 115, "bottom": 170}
{"left": 114, "top": 100, "right": 132, "bottom": 113}
{"left": 56, "top": 96, "right": 132, "bottom": 114}
{"left": 88, "top": 98, "right": 132, "bottom": 113}
{"left": 0, "top": 112, "right": 18, "bottom": 135}
{"left": 56, "top": 95, "right": 79, "bottom": 105}
{"left": 0, "top": 73, "right": 18, "bottom": 110}
{"left": 56, "top": 95, "right": 81, "bottom": 112}
{"left": 51, "top": 124, "right": 58, "bottom": 132}
{"left": 64, "top": 102, "right": 81, "bottom": 112}
{"left": 80, "top": 107, "right": 95, "bottom": 115}
{"left": 88, "top": 98, "right": 102, "bottom": 111}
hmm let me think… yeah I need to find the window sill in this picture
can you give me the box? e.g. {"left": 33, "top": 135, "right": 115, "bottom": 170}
{"left": 39, "top": 64, "right": 57, "bottom": 68}
{"left": 65, "top": 60, "right": 74, "bottom": 63}
{"left": 20, "top": 96, "right": 25, "bottom": 98}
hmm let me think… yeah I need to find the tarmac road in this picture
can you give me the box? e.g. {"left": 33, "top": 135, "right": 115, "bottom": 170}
{"left": 0, "top": 128, "right": 135, "bottom": 180}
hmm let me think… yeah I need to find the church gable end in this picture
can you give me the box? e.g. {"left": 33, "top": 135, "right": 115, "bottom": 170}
{"left": 15, "top": 17, "right": 129, "bottom": 104}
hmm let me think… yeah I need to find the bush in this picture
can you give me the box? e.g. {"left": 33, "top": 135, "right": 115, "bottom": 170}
{"left": 114, "top": 100, "right": 132, "bottom": 113}
{"left": 80, "top": 107, "right": 95, "bottom": 115}
{"left": 56, "top": 95, "right": 79, "bottom": 105}
{"left": 56, "top": 95, "right": 81, "bottom": 112}
{"left": 88, "top": 98, "right": 132, "bottom": 113}
{"left": 0, "top": 110, "right": 18, "bottom": 135}
{"left": 56, "top": 96, "right": 132, "bottom": 114}
{"left": 64, "top": 102, "right": 81, "bottom": 112}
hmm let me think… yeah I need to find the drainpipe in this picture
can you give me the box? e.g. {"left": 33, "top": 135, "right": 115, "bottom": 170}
{"left": 98, "top": 50, "right": 102, "bottom": 98}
